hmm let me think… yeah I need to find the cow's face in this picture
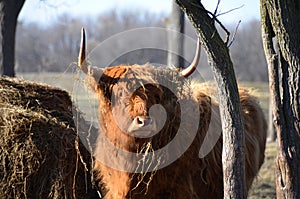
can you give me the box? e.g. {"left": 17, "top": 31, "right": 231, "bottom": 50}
{"left": 98, "top": 65, "right": 165, "bottom": 138}
{"left": 77, "top": 27, "right": 201, "bottom": 141}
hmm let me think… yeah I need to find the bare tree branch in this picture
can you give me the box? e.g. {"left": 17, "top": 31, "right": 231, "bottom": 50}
{"left": 214, "top": 0, "right": 221, "bottom": 16}
{"left": 189, "top": 2, "right": 231, "bottom": 45}
{"left": 228, "top": 20, "right": 241, "bottom": 48}
{"left": 175, "top": 0, "right": 246, "bottom": 198}
{"left": 217, "top": 5, "right": 244, "bottom": 17}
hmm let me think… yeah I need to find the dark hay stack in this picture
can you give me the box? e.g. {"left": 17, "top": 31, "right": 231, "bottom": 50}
{"left": 0, "top": 77, "right": 98, "bottom": 198}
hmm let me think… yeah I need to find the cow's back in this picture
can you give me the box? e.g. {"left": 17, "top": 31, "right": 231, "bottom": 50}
{"left": 192, "top": 83, "right": 267, "bottom": 198}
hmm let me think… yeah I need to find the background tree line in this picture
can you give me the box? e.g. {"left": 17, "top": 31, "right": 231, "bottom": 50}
{"left": 15, "top": 9, "right": 268, "bottom": 82}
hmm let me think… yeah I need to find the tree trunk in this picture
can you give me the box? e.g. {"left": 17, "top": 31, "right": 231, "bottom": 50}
{"left": 167, "top": 0, "right": 185, "bottom": 68}
{"left": 260, "top": 0, "right": 300, "bottom": 198}
{"left": 267, "top": 101, "right": 276, "bottom": 142}
{"left": 175, "top": 1, "right": 246, "bottom": 198}
{"left": 0, "top": 0, "right": 25, "bottom": 77}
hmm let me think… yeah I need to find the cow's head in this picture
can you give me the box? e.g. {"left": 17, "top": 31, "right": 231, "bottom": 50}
{"left": 78, "top": 28, "right": 201, "bottom": 150}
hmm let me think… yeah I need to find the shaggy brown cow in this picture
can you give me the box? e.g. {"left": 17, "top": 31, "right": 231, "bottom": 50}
{"left": 78, "top": 28, "right": 267, "bottom": 199}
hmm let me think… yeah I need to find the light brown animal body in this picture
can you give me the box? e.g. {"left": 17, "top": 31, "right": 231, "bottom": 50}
{"left": 78, "top": 28, "right": 267, "bottom": 199}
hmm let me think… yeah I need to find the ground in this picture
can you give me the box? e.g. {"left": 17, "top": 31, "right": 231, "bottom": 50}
{"left": 249, "top": 142, "right": 276, "bottom": 198}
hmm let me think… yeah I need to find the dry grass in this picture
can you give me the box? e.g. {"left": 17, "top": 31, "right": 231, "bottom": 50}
{"left": 0, "top": 77, "right": 98, "bottom": 198}
{"left": 248, "top": 142, "right": 277, "bottom": 198}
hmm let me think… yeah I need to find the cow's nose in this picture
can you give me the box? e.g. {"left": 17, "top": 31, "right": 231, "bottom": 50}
{"left": 134, "top": 116, "right": 152, "bottom": 127}
{"left": 128, "top": 116, "right": 157, "bottom": 137}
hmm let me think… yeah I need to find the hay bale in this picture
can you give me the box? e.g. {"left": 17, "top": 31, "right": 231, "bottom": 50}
{"left": 0, "top": 77, "right": 98, "bottom": 198}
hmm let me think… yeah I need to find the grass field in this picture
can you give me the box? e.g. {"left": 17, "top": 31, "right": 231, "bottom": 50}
{"left": 18, "top": 72, "right": 276, "bottom": 198}
{"left": 19, "top": 72, "right": 270, "bottom": 114}
{"left": 249, "top": 142, "right": 276, "bottom": 198}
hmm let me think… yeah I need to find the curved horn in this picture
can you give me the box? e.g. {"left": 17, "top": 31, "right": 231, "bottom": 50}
{"left": 78, "top": 27, "right": 103, "bottom": 80}
{"left": 180, "top": 37, "right": 201, "bottom": 77}
{"left": 78, "top": 27, "right": 89, "bottom": 74}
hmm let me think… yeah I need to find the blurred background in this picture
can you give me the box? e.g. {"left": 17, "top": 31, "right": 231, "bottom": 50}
{"left": 16, "top": 0, "right": 267, "bottom": 82}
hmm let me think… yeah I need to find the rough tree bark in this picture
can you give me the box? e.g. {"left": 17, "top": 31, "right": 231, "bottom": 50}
{"left": 0, "top": 0, "right": 25, "bottom": 77}
{"left": 260, "top": 0, "right": 300, "bottom": 198}
{"left": 268, "top": 101, "right": 276, "bottom": 142}
{"left": 167, "top": 0, "right": 185, "bottom": 68}
{"left": 175, "top": 0, "right": 246, "bottom": 198}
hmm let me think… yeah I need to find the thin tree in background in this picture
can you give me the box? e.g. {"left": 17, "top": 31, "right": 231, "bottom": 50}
{"left": 167, "top": 0, "right": 185, "bottom": 67}
{"left": 260, "top": 0, "right": 300, "bottom": 198}
{"left": 175, "top": 0, "right": 246, "bottom": 198}
{"left": 0, "top": 0, "right": 25, "bottom": 77}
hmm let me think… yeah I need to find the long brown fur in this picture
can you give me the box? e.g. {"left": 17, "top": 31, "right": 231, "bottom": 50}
{"left": 87, "top": 64, "right": 267, "bottom": 199}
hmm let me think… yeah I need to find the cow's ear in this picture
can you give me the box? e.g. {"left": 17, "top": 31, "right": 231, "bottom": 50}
{"left": 83, "top": 74, "right": 114, "bottom": 104}
{"left": 97, "top": 67, "right": 129, "bottom": 101}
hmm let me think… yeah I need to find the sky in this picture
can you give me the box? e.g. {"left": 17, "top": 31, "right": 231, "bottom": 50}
{"left": 19, "top": 0, "right": 260, "bottom": 26}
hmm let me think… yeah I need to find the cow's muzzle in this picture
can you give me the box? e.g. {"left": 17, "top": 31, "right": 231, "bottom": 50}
{"left": 127, "top": 116, "right": 158, "bottom": 138}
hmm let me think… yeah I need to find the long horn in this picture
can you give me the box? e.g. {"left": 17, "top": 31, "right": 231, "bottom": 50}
{"left": 180, "top": 37, "right": 201, "bottom": 77}
{"left": 78, "top": 27, "right": 103, "bottom": 80}
{"left": 78, "top": 27, "right": 89, "bottom": 74}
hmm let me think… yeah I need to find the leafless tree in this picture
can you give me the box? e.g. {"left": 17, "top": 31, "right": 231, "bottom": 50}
{"left": 230, "top": 20, "right": 268, "bottom": 82}
{"left": 261, "top": 0, "right": 300, "bottom": 198}
{"left": 175, "top": 0, "right": 246, "bottom": 198}
{"left": 167, "top": 0, "right": 185, "bottom": 68}
{"left": 0, "top": 0, "right": 25, "bottom": 76}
